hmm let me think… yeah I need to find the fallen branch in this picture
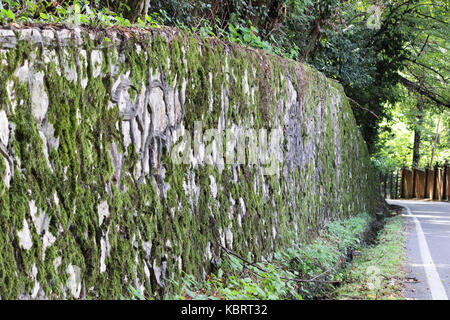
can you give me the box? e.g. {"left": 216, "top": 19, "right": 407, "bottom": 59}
{"left": 219, "top": 244, "right": 341, "bottom": 285}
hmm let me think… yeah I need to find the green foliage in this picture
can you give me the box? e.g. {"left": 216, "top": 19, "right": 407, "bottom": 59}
{"left": 0, "top": 0, "right": 18, "bottom": 23}
{"left": 0, "top": 0, "right": 137, "bottom": 26}
{"left": 174, "top": 262, "right": 301, "bottom": 300}
{"left": 120, "top": 285, "right": 148, "bottom": 300}
{"left": 164, "top": 213, "right": 372, "bottom": 300}
{"left": 372, "top": 94, "right": 450, "bottom": 172}
{"left": 367, "top": 1, "right": 449, "bottom": 170}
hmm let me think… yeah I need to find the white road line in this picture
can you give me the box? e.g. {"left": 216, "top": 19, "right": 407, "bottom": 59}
{"left": 402, "top": 204, "right": 448, "bottom": 300}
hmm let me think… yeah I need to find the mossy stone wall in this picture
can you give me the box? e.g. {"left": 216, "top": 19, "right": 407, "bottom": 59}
{"left": 0, "top": 27, "right": 376, "bottom": 299}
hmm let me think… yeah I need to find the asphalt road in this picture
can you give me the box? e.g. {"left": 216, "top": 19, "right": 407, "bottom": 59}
{"left": 388, "top": 199, "right": 450, "bottom": 300}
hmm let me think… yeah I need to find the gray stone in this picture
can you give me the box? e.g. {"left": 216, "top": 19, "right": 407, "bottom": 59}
{"left": 66, "top": 264, "right": 82, "bottom": 298}
{"left": 19, "top": 29, "right": 43, "bottom": 44}
{"left": 0, "top": 29, "right": 17, "bottom": 48}
{"left": 29, "top": 200, "right": 50, "bottom": 235}
{"left": 0, "top": 110, "right": 8, "bottom": 145}
{"left": 30, "top": 71, "right": 49, "bottom": 123}
{"left": 149, "top": 87, "right": 168, "bottom": 134}
{"left": 17, "top": 219, "right": 33, "bottom": 250}
{"left": 91, "top": 50, "right": 102, "bottom": 78}
{"left": 97, "top": 200, "right": 110, "bottom": 227}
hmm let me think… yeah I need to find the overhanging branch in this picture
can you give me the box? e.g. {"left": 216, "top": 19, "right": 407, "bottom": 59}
{"left": 398, "top": 76, "right": 450, "bottom": 108}
{"left": 405, "top": 57, "right": 448, "bottom": 83}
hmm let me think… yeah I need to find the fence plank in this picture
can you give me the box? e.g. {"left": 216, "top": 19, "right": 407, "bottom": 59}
{"left": 444, "top": 164, "right": 449, "bottom": 201}
{"left": 399, "top": 164, "right": 449, "bottom": 201}
{"left": 414, "top": 169, "right": 425, "bottom": 199}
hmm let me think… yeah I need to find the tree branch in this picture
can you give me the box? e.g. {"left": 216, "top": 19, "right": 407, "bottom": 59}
{"left": 416, "top": 34, "right": 429, "bottom": 58}
{"left": 219, "top": 244, "right": 340, "bottom": 284}
{"left": 405, "top": 57, "right": 448, "bottom": 83}
{"left": 399, "top": 75, "right": 450, "bottom": 108}
{"left": 347, "top": 97, "right": 380, "bottom": 119}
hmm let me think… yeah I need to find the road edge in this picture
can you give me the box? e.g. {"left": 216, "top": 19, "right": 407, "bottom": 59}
{"left": 394, "top": 202, "right": 448, "bottom": 300}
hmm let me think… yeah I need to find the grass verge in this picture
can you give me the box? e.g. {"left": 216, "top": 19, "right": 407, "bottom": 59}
{"left": 329, "top": 214, "right": 406, "bottom": 300}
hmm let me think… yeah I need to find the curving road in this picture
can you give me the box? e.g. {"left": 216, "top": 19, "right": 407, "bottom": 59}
{"left": 388, "top": 200, "right": 450, "bottom": 300}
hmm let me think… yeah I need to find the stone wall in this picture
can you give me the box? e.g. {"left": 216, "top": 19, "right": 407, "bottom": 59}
{"left": 0, "top": 27, "right": 376, "bottom": 299}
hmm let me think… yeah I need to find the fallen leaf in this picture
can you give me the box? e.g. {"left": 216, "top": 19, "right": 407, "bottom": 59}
{"left": 404, "top": 277, "right": 420, "bottom": 283}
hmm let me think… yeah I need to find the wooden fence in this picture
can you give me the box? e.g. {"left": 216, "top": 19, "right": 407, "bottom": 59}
{"left": 378, "top": 170, "right": 401, "bottom": 200}
{"left": 399, "top": 163, "right": 450, "bottom": 201}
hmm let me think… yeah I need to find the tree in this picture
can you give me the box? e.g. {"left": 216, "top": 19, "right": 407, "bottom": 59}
{"left": 372, "top": 91, "right": 450, "bottom": 172}
{"left": 307, "top": 0, "right": 449, "bottom": 153}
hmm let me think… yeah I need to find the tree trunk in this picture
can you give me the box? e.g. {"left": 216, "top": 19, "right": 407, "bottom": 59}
{"left": 300, "top": 19, "right": 321, "bottom": 62}
{"left": 412, "top": 127, "right": 421, "bottom": 168}
{"left": 429, "top": 119, "right": 440, "bottom": 167}
{"left": 412, "top": 101, "right": 423, "bottom": 168}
